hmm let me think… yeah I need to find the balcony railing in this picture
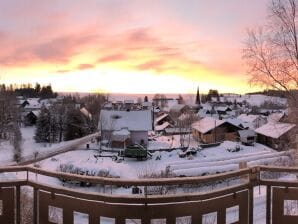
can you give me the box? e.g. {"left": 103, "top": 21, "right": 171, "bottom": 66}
{"left": 0, "top": 165, "right": 297, "bottom": 224}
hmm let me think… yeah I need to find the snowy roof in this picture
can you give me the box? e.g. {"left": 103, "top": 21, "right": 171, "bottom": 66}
{"left": 25, "top": 110, "right": 41, "bottom": 117}
{"left": 238, "top": 130, "right": 256, "bottom": 138}
{"left": 155, "top": 113, "right": 169, "bottom": 125}
{"left": 255, "top": 122, "right": 296, "bottom": 139}
{"left": 267, "top": 112, "right": 285, "bottom": 123}
{"left": 225, "top": 118, "right": 244, "bottom": 128}
{"left": 32, "top": 110, "right": 41, "bottom": 117}
{"left": 80, "top": 107, "right": 92, "bottom": 119}
{"left": 197, "top": 110, "right": 219, "bottom": 119}
{"left": 100, "top": 109, "right": 152, "bottom": 131}
{"left": 216, "top": 106, "right": 230, "bottom": 112}
{"left": 155, "top": 122, "right": 171, "bottom": 131}
{"left": 192, "top": 117, "right": 225, "bottom": 134}
{"left": 24, "top": 98, "right": 41, "bottom": 109}
{"left": 169, "top": 104, "right": 187, "bottom": 112}
{"left": 237, "top": 114, "right": 260, "bottom": 123}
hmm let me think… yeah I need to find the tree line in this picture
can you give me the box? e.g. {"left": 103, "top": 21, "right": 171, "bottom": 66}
{"left": 1, "top": 83, "right": 57, "bottom": 99}
{"left": 35, "top": 94, "right": 107, "bottom": 143}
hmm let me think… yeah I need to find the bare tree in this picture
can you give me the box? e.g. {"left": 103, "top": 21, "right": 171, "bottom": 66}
{"left": 243, "top": 0, "right": 298, "bottom": 101}
{"left": 243, "top": 0, "right": 298, "bottom": 151}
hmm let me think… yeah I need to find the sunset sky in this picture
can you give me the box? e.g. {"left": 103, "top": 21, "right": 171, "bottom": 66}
{"left": 0, "top": 0, "right": 269, "bottom": 94}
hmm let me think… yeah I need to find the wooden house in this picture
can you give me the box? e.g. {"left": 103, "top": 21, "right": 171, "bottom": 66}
{"left": 255, "top": 122, "right": 296, "bottom": 150}
{"left": 192, "top": 117, "right": 243, "bottom": 143}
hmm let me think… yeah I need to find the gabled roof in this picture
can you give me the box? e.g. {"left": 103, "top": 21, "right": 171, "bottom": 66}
{"left": 192, "top": 117, "right": 225, "bottom": 134}
{"left": 192, "top": 117, "right": 243, "bottom": 134}
{"left": 237, "top": 114, "right": 260, "bottom": 123}
{"left": 255, "top": 122, "right": 296, "bottom": 139}
{"left": 24, "top": 98, "right": 41, "bottom": 109}
{"left": 99, "top": 109, "right": 152, "bottom": 131}
{"left": 170, "top": 104, "right": 187, "bottom": 112}
{"left": 154, "top": 113, "right": 169, "bottom": 125}
{"left": 155, "top": 122, "right": 171, "bottom": 131}
{"left": 25, "top": 110, "right": 41, "bottom": 117}
{"left": 267, "top": 112, "right": 285, "bottom": 123}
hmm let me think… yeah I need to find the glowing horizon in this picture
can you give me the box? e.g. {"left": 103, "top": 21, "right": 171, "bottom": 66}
{"left": 0, "top": 0, "right": 268, "bottom": 94}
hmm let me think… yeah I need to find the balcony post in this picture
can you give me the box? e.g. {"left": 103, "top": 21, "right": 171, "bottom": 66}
{"left": 34, "top": 188, "right": 38, "bottom": 224}
{"left": 16, "top": 185, "right": 20, "bottom": 224}
{"left": 249, "top": 167, "right": 259, "bottom": 224}
{"left": 266, "top": 185, "right": 271, "bottom": 224}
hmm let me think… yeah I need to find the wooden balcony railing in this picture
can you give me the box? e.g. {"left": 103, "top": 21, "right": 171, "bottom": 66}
{"left": 0, "top": 165, "right": 297, "bottom": 224}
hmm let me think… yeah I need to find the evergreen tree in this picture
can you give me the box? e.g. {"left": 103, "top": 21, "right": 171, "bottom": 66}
{"left": 63, "top": 109, "right": 87, "bottom": 141}
{"left": 35, "top": 107, "right": 51, "bottom": 143}
{"left": 49, "top": 112, "right": 59, "bottom": 143}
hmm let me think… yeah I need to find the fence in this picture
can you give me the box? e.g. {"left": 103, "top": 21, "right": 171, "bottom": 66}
{"left": 0, "top": 165, "right": 297, "bottom": 224}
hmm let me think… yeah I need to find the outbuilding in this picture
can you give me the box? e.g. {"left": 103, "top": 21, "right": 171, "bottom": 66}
{"left": 255, "top": 122, "right": 296, "bottom": 150}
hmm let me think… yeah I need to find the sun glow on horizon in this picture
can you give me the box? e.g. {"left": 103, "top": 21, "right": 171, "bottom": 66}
{"left": 1, "top": 64, "right": 260, "bottom": 94}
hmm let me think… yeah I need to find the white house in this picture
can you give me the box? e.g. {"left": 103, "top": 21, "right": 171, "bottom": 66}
{"left": 99, "top": 109, "right": 153, "bottom": 147}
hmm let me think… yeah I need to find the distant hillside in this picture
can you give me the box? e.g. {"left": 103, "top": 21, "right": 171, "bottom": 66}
{"left": 246, "top": 90, "right": 289, "bottom": 98}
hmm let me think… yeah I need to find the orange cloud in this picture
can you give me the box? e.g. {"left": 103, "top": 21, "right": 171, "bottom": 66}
{"left": 98, "top": 53, "right": 127, "bottom": 63}
{"left": 77, "top": 63, "right": 95, "bottom": 70}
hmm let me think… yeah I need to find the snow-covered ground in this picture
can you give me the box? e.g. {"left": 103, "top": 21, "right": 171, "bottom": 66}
{"left": 0, "top": 128, "right": 294, "bottom": 224}
{"left": 0, "top": 127, "right": 96, "bottom": 166}
{"left": 36, "top": 137, "right": 291, "bottom": 180}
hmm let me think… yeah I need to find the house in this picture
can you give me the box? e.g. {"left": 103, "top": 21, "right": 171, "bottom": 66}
{"left": 24, "top": 110, "right": 40, "bottom": 126}
{"left": 255, "top": 122, "right": 296, "bottom": 150}
{"left": 267, "top": 112, "right": 286, "bottom": 123}
{"left": 216, "top": 106, "right": 232, "bottom": 115}
{"left": 21, "top": 98, "right": 41, "bottom": 112}
{"left": 169, "top": 104, "right": 189, "bottom": 117}
{"left": 154, "top": 113, "right": 175, "bottom": 133}
{"left": 237, "top": 114, "right": 267, "bottom": 130}
{"left": 99, "top": 109, "right": 153, "bottom": 147}
{"left": 238, "top": 130, "right": 256, "bottom": 146}
{"left": 192, "top": 117, "right": 243, "bottom": 143}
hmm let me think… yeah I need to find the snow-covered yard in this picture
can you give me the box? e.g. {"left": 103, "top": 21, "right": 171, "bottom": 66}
{"left": 37, "top": 138, "right": 291, "bottom": 180}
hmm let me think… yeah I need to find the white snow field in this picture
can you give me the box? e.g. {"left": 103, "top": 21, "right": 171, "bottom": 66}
{"left": 0, "top": 127, "right": 98, "bottom": 166}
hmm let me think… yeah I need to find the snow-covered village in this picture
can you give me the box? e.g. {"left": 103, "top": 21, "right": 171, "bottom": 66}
{"left": 0, "top": 0, "right": 298, "bottom": 224}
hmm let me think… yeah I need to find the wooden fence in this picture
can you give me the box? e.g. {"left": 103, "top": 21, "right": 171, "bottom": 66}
{"left": 0, "top": 165, "right": 297, "bottom": 224}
